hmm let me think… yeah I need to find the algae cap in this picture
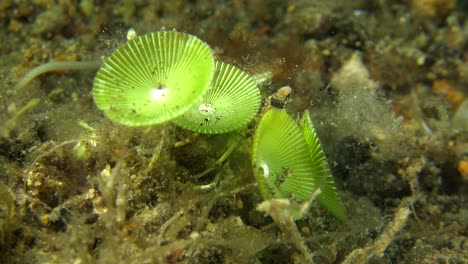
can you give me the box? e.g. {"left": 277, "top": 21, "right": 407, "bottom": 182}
{"left": 174, "top": 61, "right": 261, "bottom": 134}
{"left": 252, "top": 108, "right": 318, "bottom": 201}
{"left": 93, "top": 31, "right": 215, "bottom": 126}
{"left": 252, "top": 108, "right": 346, "bottom": 220}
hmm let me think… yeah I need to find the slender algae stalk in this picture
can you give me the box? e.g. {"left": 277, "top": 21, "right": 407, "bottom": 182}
{"left": 14, "top": 61, "right": 102, "bottom": 90}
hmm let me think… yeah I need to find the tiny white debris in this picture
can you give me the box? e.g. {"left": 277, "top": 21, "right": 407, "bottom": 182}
{"left": 252, "top": 70, "right": 273, "bottom": 86}
{"left": 259, "top": 160, "right": 270, "bottom": 178}
{"left": 126, "top": 28, "right": 137, "bottom": 41}
{"left": 198, "top": 103, "right": 216, "bottom": 116}
{"left": 190, "top": 232, "right": 200, "bottom": 240}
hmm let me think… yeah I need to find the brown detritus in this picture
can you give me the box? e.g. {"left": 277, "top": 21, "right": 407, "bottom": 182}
{"left": 32, "top": 6, "right": 70, "bottom": 36}
{"left": 285, "top": 1, "right": 333, "bottom": 38}
{"left": 343, "top": 200, "right": 411, "bottom": 263}
{"left": 8, "top": 19, "right": 22, "bottom": 33}
{"left": 171, "top": 134, "right": 218, "bottom": 175}
{"left": 402, "top": 157, "right": 427, "bottom": 195}
{"left": 407, "top": 0, "right": 456, "bottom": 19}
{"left": 221, "top": 25, "right": 270, "bottom": 70}
{"left": 270, "top": 37, "right": 307, "bottom": 85}
{"left": 458, "top": 160, "right": 468, "bottom": 181}
{"left": 0, "top": 182, "right": 14, "bottom": 246}
{"left": 431, "top": 79, "right": 465, "bottom": 107}
{"left": 366, "top": 41, "right": 426, "bottom": 90}
{"left": 257, "top": 199, "right": 313, "bottom": 263}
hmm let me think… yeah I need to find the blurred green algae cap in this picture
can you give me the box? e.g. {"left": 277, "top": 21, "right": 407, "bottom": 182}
{"left": 93, "top": 31, "right": 215, "bottom": 126}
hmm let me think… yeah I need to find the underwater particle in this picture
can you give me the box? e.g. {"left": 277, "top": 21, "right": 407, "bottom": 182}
{"left": 458, "top": 160, "right": 468, "bottom": 181}
{"left": 126, "top": 28, "right": 138, "bottom": 41}
{"left": 33, "top": 6, "right": 69, "bottom": 35}
{"left": 409, "top": 0, "right": 455, "bottom": 18}
{"left": 300, "top": 110, "right": 346, "bottom": 221}
{"left": 174, "top": 61, "right": 261, "bottom": 134}
{"left": 252, "top": 108, "right": 345, "bottom": 220}
{"left": 93, "top": 31, "right": 215, "bottom": 126}
{"left": 268, "top": 86, "right": 292, "bottom": 109}
{"left": 452, "top": 99, "right": 468, "bottom": 132}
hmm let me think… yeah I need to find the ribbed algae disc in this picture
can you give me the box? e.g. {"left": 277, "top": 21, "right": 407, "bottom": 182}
{"left": 93, "top": 31, "right": 215, "bottom": 126}
{"left": 252, "top": 108, "right": 318, "bottom": 201}
{"left": 174, "top": 62, "right": 261, "bottom": 134}
{"left": 300, "top": 110, "right": 346, "bottom": 221}
{"left": 252, "top": 108, "right": 346, "bottom": 220}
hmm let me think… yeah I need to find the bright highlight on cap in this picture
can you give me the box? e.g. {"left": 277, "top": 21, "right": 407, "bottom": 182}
{"left": 148, "top": 86, "right": 171, "bottom": 103}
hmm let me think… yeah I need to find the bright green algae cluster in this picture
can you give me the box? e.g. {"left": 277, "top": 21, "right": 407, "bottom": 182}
{"left": 93, "top": 31, "right": 261, "bottom": 133}
{"left": 93, "top": 30, "right": 344, "bottom": 220}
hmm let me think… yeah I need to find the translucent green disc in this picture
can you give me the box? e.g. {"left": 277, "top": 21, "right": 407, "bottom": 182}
{"left": 174, "top": 62, "right": 261, "bottom": 134}
{"left": 93, "top": 31, "right": 215, "bottom": 126}
{"left": 252, "top": 108, "right": 318, "bottom": 201}
{"left": 252, "top": 108, "right": 346, "bottom": 220}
